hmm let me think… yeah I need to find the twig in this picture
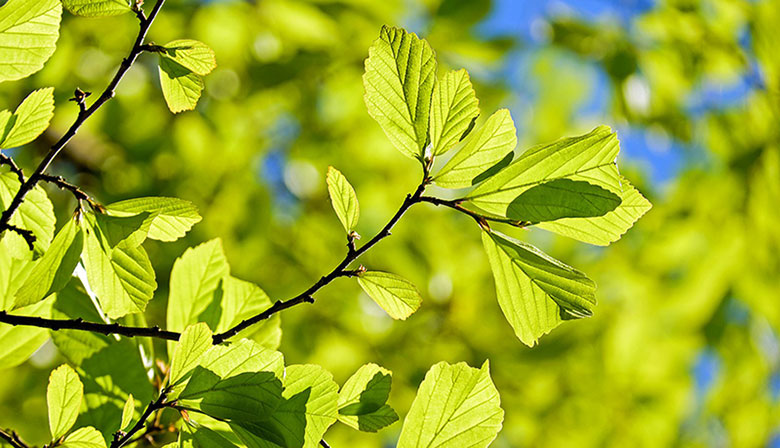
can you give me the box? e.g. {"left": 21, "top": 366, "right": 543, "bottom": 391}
{"left": 0, "top": 0, "right": 167, "bottom": 238}
{"left": 419, "top": 196, "right": 530, "bottom": 229}
{"left": 320, "top": 440, "right": 332, "bottom": 448}
{"left": 111, "top": 390, "right": 169, "bottom": 448}
{"left": 0, "top": 154, "right": 25, "bottom": 183}
{"left": 0, "top": 428, "right": 29, "bottom": 448}
{"left": 0, "top": 311, "right": 180, "bottom": 341}
{"left": 3, "top": 224, "right": 35, "bottom": 250}
{"left": 39, "top": 173, "right": 102, "bottom": 210}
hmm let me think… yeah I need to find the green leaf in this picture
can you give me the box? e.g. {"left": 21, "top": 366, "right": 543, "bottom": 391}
{"left": 0, "top": 87, "right": 55, "bottom": 149}
{"left": 356, "top": 271, "right": 422, "bottom": 320}
{"left": 363, "top": 25, "right": 436, "bottom": 160}
{"left": 169, "top": 323, "right": 212, "bottom": 390}
{"left": 536, "top": 177, "right": 652, "bottom": 245}
{"left": 47, "top": 364, "right": 84, "bottom": 439}
{"left": 326, "top": 166, "right": 359, "bottom": 232}
{"left": 0, "top": 0, "right": 61, "bottom": 83}
{"left": 429, "top": 69, "right": 480, "bottom": 156}
{"left": 506, "top": 178, "right": 621, "bottom": 223}
{"left": 467, "top": 125, "right": 622, "bottom": 217}
{"left": 106, "top": 196, "right": 202, "bottom": 242}
{"left": 0, "top": 296, "right": 53, "bottom": 369}
{"left": 397, "top": 361, "right": 503, "bottom": 448}
{"left": 0, "top": 171, "right": 56, "bottom": 255}
{"left": 434, "top": 108, "right": 517, "bottom": 188}
{"left": 0, "top": 234, "right": 35, "bottom": 309}
{"left": 160, "top": 39, "right": 217, "bottom": 76}
{"left": 93, "top": 211, "right": 151, "bottom": 248}
{"left": 15, "top": 216, "right": 83, "bottom": 308}
{"left": 180, "top": 422, "right": 239, "bottom": 448}
{"left": 166, "top": 239, "right": 229, "bottom": 353}
{"left": 158, "top": 57, "right": 204, "bottom": 114}
{"left": 481, "top": 231, "right": 596, "bottom": 346}
{"left": 62, "top": 0, "right": 130, "bottom": 17}
{"left": 338, "top": 363, "right": 398, "bottom": 432}
{"left": 208, "top": 276, "right": 281, "bottom": 349}
{"left": 61, "top": 426, "right": 106, "bottom": 448}
{"left": 231, "top": 364, "right": 339, "bottom": 448}
{"left": 177, "top": 340, "right": 285, "bottom": 421}
{"left": 80, "top": 213, "right": 157, "bottom": 319}
{"left": 120, "top": 394, "right": 134, "bottom": 431}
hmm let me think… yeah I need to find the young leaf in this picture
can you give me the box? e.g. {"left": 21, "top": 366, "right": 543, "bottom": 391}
{"left": 0, "top": 236, "right": 35, "bottom": 309}
{"left": 208, "top": 276, "right": 281, "bottom": 349}
{"left": 61, "top": 426, "right": 106, "bottom": 448}
{"left": 363, "top": 25, "right": 436, "bottom": 160}
{"left": 0, "top": 87, "right": 55, "bottom": 149}
{"left": 397, "top": 361, "right": 503, "bottom": 448}
{"left": 429, "top": 69, "right": 480, "bottom": 156}
{"left": 0, "top": 297, "right": 52, "bottom": 368}
{"left": 535, "top": 176, "right": 652, "bottom": 245}
{"left": 106, "top": 196, "right": 202, "bottom": 242}
{"left": 62, "top": 0, "right": 130, "bottom": 17}
{"left": 467, "top": 125, "right": 622, "bottom": 217}
{"left": 180, "top": 422, "right": 240, "bottom": 448}
{"left": 93, "top": 211, "right": 151, "bottom": 248}
{"left": 47, "top": 364, "right": 84, "bottom": 440}
{"left": 15, "top": 216, "right": 83, "bottom": 308}
{"left": 160, "top": 39, "right": 217, "bottom": 76}
{"left": 120, "top": 394, "right": 134, "bottom": 431}
{"left": 326, "top": 166, "right": 359, "bottom": 232}
{"left": 0, "top": 171, "right": 56, "bottom": 255}
{"left": 357, "top": 271, "right": 422, "bottom": 320}
{"left": 481, "top": 231, "right": 596, "bottom": 346}
{"left": 80, "top": 213, "right": 157, "bottom": 319}
{"left": 506, "top": 178, "right": 621, "bottom": 223}
{"left": 169, "top": 323, "right": 213, "bottom": 389}
{"left": 0, "top": 0, "right": 61, "bottom": 83}
{"left": 433, "top": 108, "right": 517, "bottom": 189}
{"left": 338, "top": 363, "right": 398, "bottom": 432}
{"left": 158, "top": 57, "right": 204, "bottom": 113}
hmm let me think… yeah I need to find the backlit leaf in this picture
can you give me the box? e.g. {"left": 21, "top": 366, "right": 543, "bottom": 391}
{"left": 357, "top": 271, "right": 422, "bottom": 320}
{"left": 106, "top": 196, "right": 202, "bottom": 242}
{"left": 61, "top": 426, "right": 106, "bottom": 448}
{"left": 0, "top": 0, "right": 61, "bottom": 83}
{"left": 62, "top": 0, "right": 130, "bottom": 17}
{"left": 160, "top": 39, "right": 217, "bottom": 76}
{"left": 120, "top": 394, "right": 134, "bottom": 431}
{"left": 169, "top": 323, "right": 213, "bottom": 390}
{"left": 47, "top": 364, "right": 84, "bottom": 439}
{"left": 0, "top": 87, "right": 55, "bottom": 149}
{"left": 158, "top": 57, "right": 204, "bottom": 113}
{"left": 0, "top": 171, "right": 56, "bottom": 255}
{"left": 429, "top": 69, "right": 480, "bottom": 156}
{"left": 326, "top": 166, "right": 359, "bottom": 232}
{"left": 338, "top": 363, "right": 398, "bottom": 432}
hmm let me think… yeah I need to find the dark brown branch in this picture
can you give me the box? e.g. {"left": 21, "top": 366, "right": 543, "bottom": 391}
{"left": 320, "top": 440, "right": 332, "bottom": 448}
{"left": 0, "top": 154, "right": 25, "bottom": 183}
{"left": 111, "top": 390, "right": 169, "bottom": 448}
{"left": 0, "top": 428, "right": 29, "bottom": 448}
{"left": 0, "top": 0, "right": 167, "bottom": 238}
{"left": 0, "top": 311, "right": 180, "bottom": 341}
{"left": 419, "top": 196, "right": 530, "bottom": 229}
{"left": 39, "top": 173, "right": 102, "bottom": 210}
{"left": 211, "top": 181, "right": 428, "bottom": 344}
{"left": 4, "top": 224, "right": 35, "bottom": 250}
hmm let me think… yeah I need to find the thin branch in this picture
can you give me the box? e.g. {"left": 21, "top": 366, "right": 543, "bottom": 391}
{"left": 4, "top": 224, "right": 35, "bottom": 250}
{"left": 0, "top": 154, "right": 25, "bottom": 183}
{"left": 419, "top": 195, "right": 530, "bottom": 229}
{"left": 111, "top": 390, "right": 169, "bottom": 448}
{"left": 320, "top": 440, "right": 332, "bottom": 448}
{"left": 39, "top": 174, "right": 102, "bottom": 210}
{"left": 0, "top": 311, "right": 180, "bottom": 341}
{"left": 0, "top": 428, "right": 29, "bottom": 448}
{"left": 0, "top": 0, "right": 167, "bottom": 238}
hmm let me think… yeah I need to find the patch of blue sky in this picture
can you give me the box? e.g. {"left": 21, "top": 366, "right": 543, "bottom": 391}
{"left": 692, "top": 347, "right": 721, "bottom": 398}
{"left": 258, "top": 114, "right": 301, "bottom": 219}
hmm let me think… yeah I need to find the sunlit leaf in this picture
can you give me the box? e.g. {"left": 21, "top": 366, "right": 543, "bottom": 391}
{"left": 0, "top": 171, "right": 56, "bottom": 255}
{"left": 158, "top": 57, "right": 204, "bottom": 113}
{"left": 505, "top": 178, "right": 621, "bottom": 222}
{"left": 326, "top": 166, "right": 359, "bottom": 232}
{"left": 481, "top": 231, "right": 596, "bottom": 346}
{"left": 0, "top": 296, "right": 52, "bottom": 369}
{"left": 160, "top": 39, "right": 217, "bottom": 76}
{"left": 363, "top": 25, "right": 436, "bottom": 160}
{"left": 0, "top": 87, "right": 55, "bottom": 149}
{"left": 429, "top": 69, "right": 480, "bottom": 156}
{"left": 93, "top": 212, "right": 151, "bottom": 248}
{"left": 0, "top": 0, "right": 61, "bottom": 83}
{"left": 169, "top": 323, "right": 212, "bottom": 390}
{"left": 434, "top": 108, "right": 516, "bottom": 188}
{"left": 61, "top": 426, "right": 106, "bottom": 448}
{"left": 120, "top": 394, "right": 134, "bottom": 431}
{"left": 397, "top": 361, "right": 503, "bottom": 448}
{"left": 62, "top": 0, "right": 130, "bottom": 17}
{"left": 180, "top": 422, "right": 240, "bottom": 448}
{"left": 338, "top": 363, "right": 398, "bottom": 432}
{"left": 357, "top": 271, "right": 422, "bottom": 320}
{"left": 208, "top": 276, "right": 281, "bottom": 350}
{"left": 107, "top": 197, "right": 202, "bottom": 242}
{"left": 47, "top": 364, "right": 84, "bottom": 439}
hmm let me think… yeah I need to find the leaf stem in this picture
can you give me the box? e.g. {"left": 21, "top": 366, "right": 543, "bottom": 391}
{"left": 0, "top": 0, "right": 166, "bottom": 239}
{"left": 419, "top": 196, "right": 530, "bottom": 229}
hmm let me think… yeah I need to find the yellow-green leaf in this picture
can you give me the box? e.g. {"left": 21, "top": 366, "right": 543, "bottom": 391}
{"left": 47, "top": 364, "right": 84, "bottom": 439}
{"left": 357, "top": 271, "right": 422, "bottom": 320}
{"left": 160, "top": 39, "right": 217, "bottom": 76}
{"left": 326, "top": 166, "right": 359, "bottom": 232}
{"left": 430, "top": 69, "right": 480, "bottom": 156}
{"left": 0, "top": 0, "right": 61, "bottom": 83}
{"left": 62, "top": 0, "right": 130, "bottom": 17}
{"left": 120, "top": 394, "right": 134, "bottom": 431}
{"left": 158, "top": 57, "right": 204, "bottom": 114}
{"left": 0, "top": 87, "right": 55, "bottom": 149}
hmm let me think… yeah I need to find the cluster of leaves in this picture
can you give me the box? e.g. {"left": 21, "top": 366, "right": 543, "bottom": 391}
{"left": 0, "top": 0, "right": 650, "bottom": 445}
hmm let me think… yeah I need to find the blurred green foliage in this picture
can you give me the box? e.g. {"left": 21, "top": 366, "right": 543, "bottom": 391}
{"left": 1, "top": 0, "right": 779, "bottom": 446}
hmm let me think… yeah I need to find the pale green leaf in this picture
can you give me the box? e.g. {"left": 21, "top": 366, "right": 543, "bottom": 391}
{"left": 434, "top": 108, "right": 517, "bottom": 188}
{"left": 0, "top": 0, "right": 61, "bottom": 83}
{"left": 0, "top": 234, "right": 35, "bottom": 309}
{"left": 93, "top": 211, "right": 151, "bottom": 248}
{"left": 15, "top": 216, "right": 83, "bottom": 308}
{"left": 0, "top": 298, "right": 52, "bottom": 369}
{"left": 397, "top": 361, "right": 503, "bottom": 448}
{"left": 62, "top": 0, "right": 130, "bottom": 17}
{"left": 160, "top": 39, "right": 217, "bottom": 76}
{"left": 0, "top": 87, "right": 55, "bottom": 149}
{"left": 429, "top": 69, "right": 480, "bottom": 156}
{"left": 47, "top": 364, "right": 84, "bottom": 439}
{"left": 536, "top": 176, "right": 652, "bottom": 245}
{"left": 0, "top": 109, "right": 12, "bottom": 142}
{"left": 158, "top": 57, "right": 204, "bottom": 114}
{"left": 357, "top": 271, "right": 422, "bottom": 320}
{"left": 505, "top": 178, "right": 621, "bottom": 223}
{"left": 0, "top": 171, "right": 56, "bottom": 255}
{"left": 467, "top": 125, "right": 622, "bottom": 216}
{"left": 180, "top": 423, "right": 239, "bottom": 448}
{"left": 338, "top": 363, "right": 398, "bottom": 432}
{"left": 106, "top": 196, "right": 202, "bottom": 242}
{"left": 169, "top": 323, "right": 212, "bottom": 390}
{"left": 481, "top": 231, "right": 596, "bottom": 346}
{"left": 363, "top": 25, "right": 436, "bottom": 160}
{"left": 120, "top": 394, "right": 134, "bottom": 431}
{"left": 61, "top": 426, "right": 106, "bottom": 448}
{"left": 326, "top": 166, "right": 359, "bottom": 232}
{"left": 208, "top": 276, "right": 281, "bottom": 350}
{"left": 81, "top": 213, "right": 157, "bottom": 319}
